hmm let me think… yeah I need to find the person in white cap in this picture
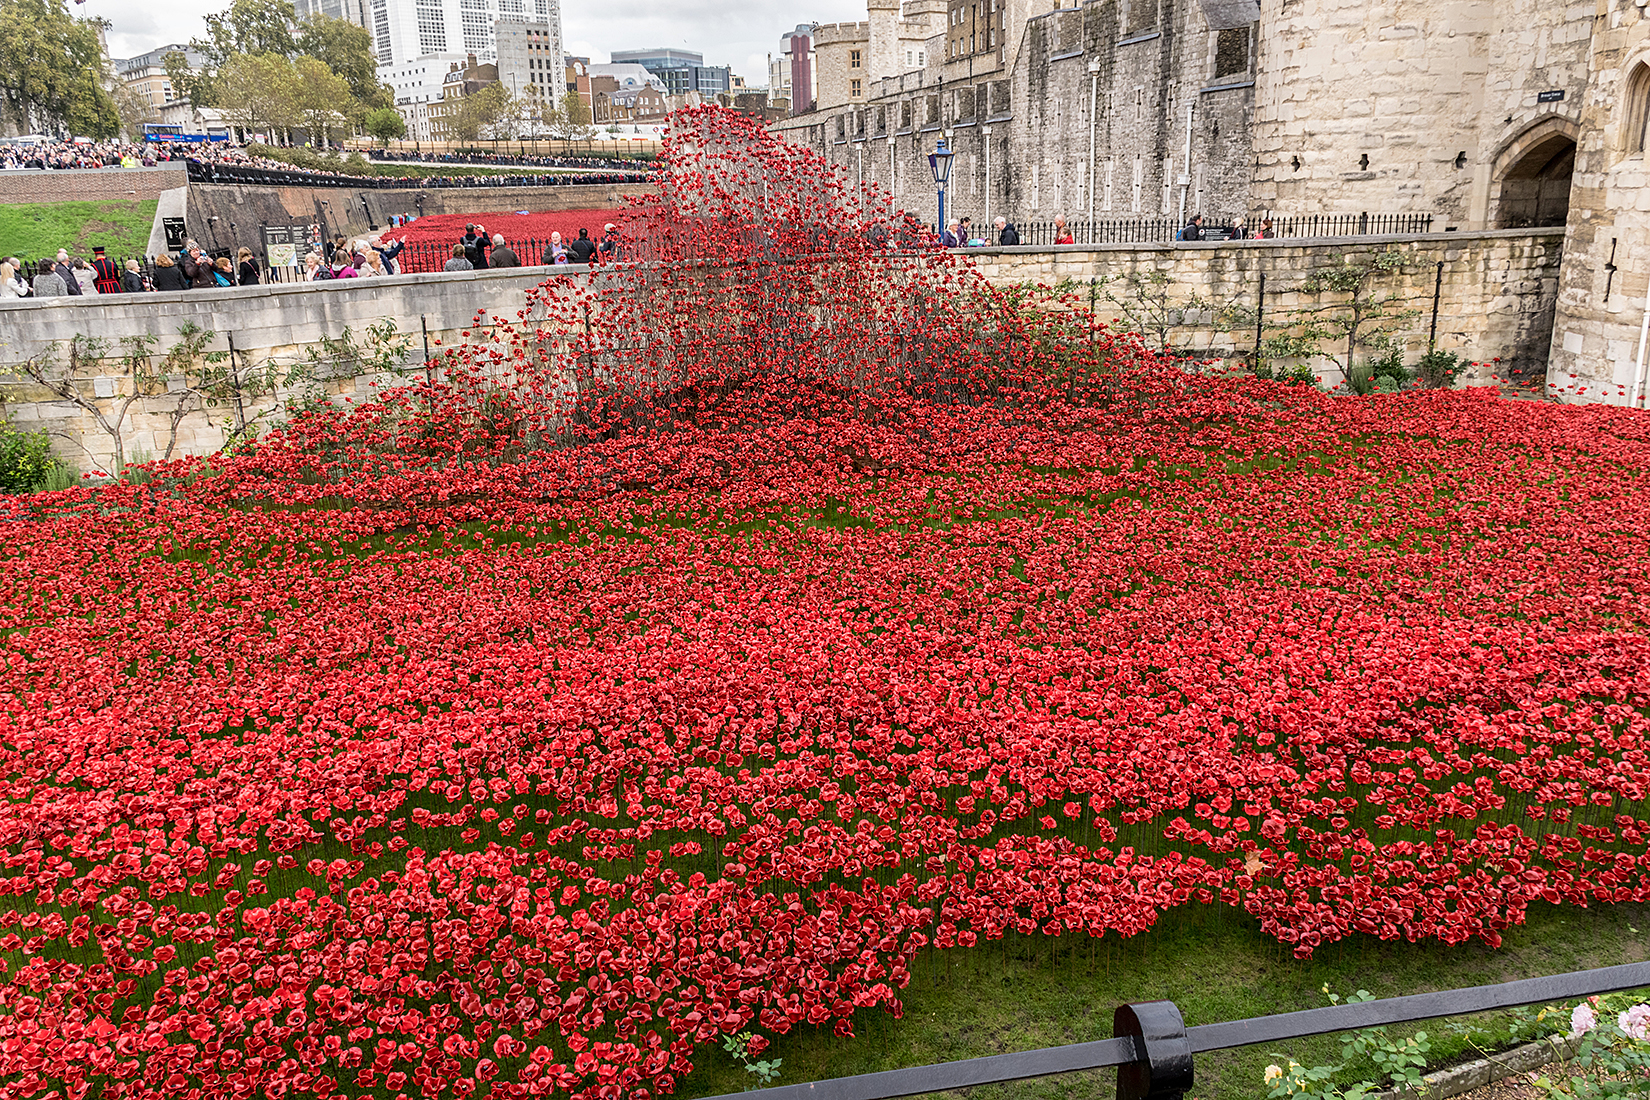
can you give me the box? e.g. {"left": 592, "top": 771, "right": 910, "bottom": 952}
{"left": 596, "top": 222, "right": 621, "bottom": 263}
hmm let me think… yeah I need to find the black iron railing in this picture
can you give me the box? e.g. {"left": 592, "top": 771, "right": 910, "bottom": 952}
{"left": 184, "top": 160, "right": 652, "bottom": 190}
{"left": 1006, "top": 212, "right": 1437, "bottom": 247}
{"left": 701, "top": 961, "right": 1650, "bottom": 1100}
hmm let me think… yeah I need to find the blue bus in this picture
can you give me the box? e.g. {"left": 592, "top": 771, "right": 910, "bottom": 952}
{"left": 143, "top": 124, "right": 231, "bottom": 143}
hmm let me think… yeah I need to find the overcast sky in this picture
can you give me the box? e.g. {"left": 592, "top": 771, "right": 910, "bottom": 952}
{"left": 95, "top": 0, "right": 862, "bottom": 87}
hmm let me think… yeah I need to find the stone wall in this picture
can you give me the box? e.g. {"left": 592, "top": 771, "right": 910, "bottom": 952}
{"left": 1250, "top": 0, "right": 1589, "bottom": 230}
{"left": 0, "top": 165, "right": 189, "bottom": 205}
{"left": 785, "top": 0, "right": 1597, "bottom": 237}
{"left": 966, "top": 227, "right": 1564, "bottom": 383}
{"left": 775, "top": 0, "right": 1258, "bottom": 233}
{"left": 0, "top": 265, "right": 600, "bottom": 471}
{"left": 1548, "top": 3, "right": 1650, "bottom": 406}
{"left": 0, "top": 230, "right": 1565, "bottom": 472}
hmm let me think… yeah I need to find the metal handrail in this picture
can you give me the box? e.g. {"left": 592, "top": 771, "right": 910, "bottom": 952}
{"left": 704, "top": 960, "right": 1650, "bottom": 1100}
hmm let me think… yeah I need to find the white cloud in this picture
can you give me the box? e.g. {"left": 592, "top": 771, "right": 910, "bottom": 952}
{"left": 97, "top": 0, "right": 867, "bottom": 83}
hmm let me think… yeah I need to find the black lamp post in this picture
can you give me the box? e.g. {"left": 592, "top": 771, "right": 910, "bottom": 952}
{"left": 928, "top": 137, "right": 955, "bottom": 238}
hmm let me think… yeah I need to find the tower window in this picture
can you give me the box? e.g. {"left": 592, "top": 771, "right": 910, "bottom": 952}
{"left": 1627, "top": 62, "right": 1650, "bottom": 154}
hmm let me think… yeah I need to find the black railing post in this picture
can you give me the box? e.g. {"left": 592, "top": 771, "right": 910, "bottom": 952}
{"left": 1255, "top": 270, "right": 1266, "bottom": 366}
{"left": 1115, "top": 1002, "right": 1193, "bottom": 1100}
{"left": 1429, "top": 259, "right": 1445, "bottom": 351}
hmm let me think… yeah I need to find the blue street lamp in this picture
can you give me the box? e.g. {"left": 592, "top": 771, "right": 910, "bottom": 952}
{"left": 928, "top": 137, "right": 955, "bottom": 240}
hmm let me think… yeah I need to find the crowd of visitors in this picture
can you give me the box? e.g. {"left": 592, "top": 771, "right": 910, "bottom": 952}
{"left": 2, "top": 138, "right": 653, "bottom": 189}
{"left": 368, "top": 150, "right": 652, "bottom": 171}
{"left": 2, "top": 247, "right": 155, "bottom": 299}
{"left": 396, "top": 220, "right": 617, "bottom": 275}
{"left": 0, "top": 215, "right": 628, "bottom": 301}
{"left": 0, "top": 138, "right": 268, "bottom": 172}
{"left": 0, "top": 236, "right": 270, "bottom": 298}
{"left": 1176, "top": 214, "right": 1278, "bottom": 241}
{"left": 188, "top": 159, "right": 650, "bottom": 189}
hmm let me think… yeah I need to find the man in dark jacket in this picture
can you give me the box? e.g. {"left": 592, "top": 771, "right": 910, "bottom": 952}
{"left": 51, "top": 249, "right": 82, "bottom": 295}
{"left": 1177, "top": 215, "right": 1205, "bottom": 242}
{"left": 567, "top": 228, "right": 597, "bottom": 264}
{"left": 994, "top": 217, "right": 1020, "bottom": 246}
{"left": 462, "top": 224, "right": 489, "bottom": 268}
{"left": 488, "top": 233, "right": 520, "bottom": 267}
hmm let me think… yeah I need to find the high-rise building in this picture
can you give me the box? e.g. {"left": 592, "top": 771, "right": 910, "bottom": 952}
{"left": 494, "top": 19, "right": 565, "bottom": 105}
{"left": 373, "top": 0, "right": 564, "bottom": 137}
{"left": 369, "top": 0, "right": 561, "bottom": 68}
{"left": 293, "top": 0, "right": 369, "bottom": 28}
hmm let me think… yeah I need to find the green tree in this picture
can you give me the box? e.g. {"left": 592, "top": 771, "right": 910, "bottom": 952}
{"left": 1260, "top": 250, "right": 1421, "bottom": 376}
{"left": 163, "top": 49, "right": 212, "bottom": 110}
{"left": 177, "top": 0, "right": 298, "bottom": 113}
{"left": 550, "top": 89, "right": 591, "bottom": 140}
{"left": 216, "top": 52, "right": 300, "bottom": 142}
{"left": 440, "top": 81, "right": 509, "bottom": 142}
{"left": 200, "top": 0, "right": 297, "bottom": 67}
{"left": 292, "top": 54, "right": 358, "bottom": 147}
{"left": 363, "top": 105, "right": 406, "bottom": 145}
{"left": 112, "top": 78, "right": 158, "bottom": 141}
{"left": 295, "top": 13, "right": 390, "bottom": 109}
{"left": 536, "top": 90, "right": 563, "bottom": 136}
{"left": 0, "top": 0, "right": 118, "bottom": 137}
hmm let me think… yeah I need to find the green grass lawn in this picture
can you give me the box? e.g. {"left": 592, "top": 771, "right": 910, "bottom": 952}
{"left": 676, "top": 903, "right": 1650, "bottom": 1100}
{"left": 0, "top": 199, "right": 158, "bottom": 262}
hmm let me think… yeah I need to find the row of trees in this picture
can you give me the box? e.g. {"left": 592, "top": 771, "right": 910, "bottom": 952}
{"left": 440, "top": 84, "right": 594, "bottom": 143}
{"left": 0, "top": 0, "right": 600, "bottom": 149}
{"left": 165, "top": 0, "right": 392, "bottom": 146}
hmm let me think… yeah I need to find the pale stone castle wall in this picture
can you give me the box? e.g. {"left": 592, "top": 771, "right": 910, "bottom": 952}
{"left": 1547, "top": 4, "right": 1650, "bottom": 405}
{"left": 1251, "top": 0, "right": 1589, "bottom": 230}
{"left": 778, "top": 0, "right": 1650, "bottom": 401}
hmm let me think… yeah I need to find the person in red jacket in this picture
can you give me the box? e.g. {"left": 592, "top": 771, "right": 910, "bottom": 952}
{"left": 90, "top": 245, "right": 122, "bottom": 293}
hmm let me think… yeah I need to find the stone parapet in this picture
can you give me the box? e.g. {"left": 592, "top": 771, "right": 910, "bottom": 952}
{"left": 964, "top": 227, "right": 1565, "bottom": 386}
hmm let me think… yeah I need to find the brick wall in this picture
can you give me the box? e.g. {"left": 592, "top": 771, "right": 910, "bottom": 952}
{"left": 0, "top": 165, "right": 188, "bottom": 205}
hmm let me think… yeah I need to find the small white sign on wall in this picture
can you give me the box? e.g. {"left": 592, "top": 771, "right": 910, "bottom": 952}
{"left": 92, "top": 376, "right": 116, "bottom": 398}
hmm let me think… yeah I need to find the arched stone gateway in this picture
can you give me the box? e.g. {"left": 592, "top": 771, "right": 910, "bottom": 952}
{"left": 1493, "top": 121, "right": 1578, "bottom": 230}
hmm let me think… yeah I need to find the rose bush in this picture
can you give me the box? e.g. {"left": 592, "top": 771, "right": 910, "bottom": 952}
{"left": 5, "top": 108, "right": 1650, "bottom": 1099}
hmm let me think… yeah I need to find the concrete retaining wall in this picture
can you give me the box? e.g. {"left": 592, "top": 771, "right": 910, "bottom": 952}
{"left": 0, "top": 265, "right": 597, "bottom": 471}
{"left": 185, "top": 180, "right": 653, "bottom": 244}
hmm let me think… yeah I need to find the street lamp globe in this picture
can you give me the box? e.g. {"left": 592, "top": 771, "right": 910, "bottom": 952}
{"left": 927, "top": 138, "right": 954, "bottom": 186}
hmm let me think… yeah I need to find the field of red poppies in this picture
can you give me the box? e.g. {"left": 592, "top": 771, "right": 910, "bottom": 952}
{"left": 5, "top": 109, "right": 1650, "bottom": 1100}
{"left": 392, "top": 209, "right": 629, "bottom": 249}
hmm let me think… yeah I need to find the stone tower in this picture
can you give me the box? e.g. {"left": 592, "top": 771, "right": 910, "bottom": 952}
{"left": 868, "top": 0, "right": 902, "bottom": 85}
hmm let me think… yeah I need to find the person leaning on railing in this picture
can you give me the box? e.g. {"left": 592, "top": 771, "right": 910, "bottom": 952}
{"left": 31, "top": 259, "right": 68, "bottom": 297}
{"left": 122, "top": 259, "right": 149, "bottom": 292}
{"left": 151, "top": 253, "right": 188, "bottom": 291}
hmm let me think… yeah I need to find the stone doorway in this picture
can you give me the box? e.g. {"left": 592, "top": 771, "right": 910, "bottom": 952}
{"left": 1495, "top": 132, "right": 1575, "bottom": 229}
